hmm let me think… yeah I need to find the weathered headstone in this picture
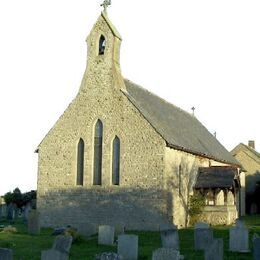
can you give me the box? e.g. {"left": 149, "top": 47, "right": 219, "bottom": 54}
{"left": 229, "top": 220, "right": 249, "bottom": 252}
{"left": 118, "top": 234, "right": 138, "bottom": 260}
{"left": 160, "top": 224, "right": 179, "bottom": 250}
{"left": 0, "top": 248, "right": 13, "bottom": 260}
{"left": 41, "top": 249, "right": 67, "bottom": 260}
{"left": 205, "top": 238, "right": 223, "bottom": 260}
{"left": 95, "top": 252, "right": 123, "bottom": 260}
{"left": 194, "top": 222, "right": 214, "bottom": 250}
{"left": 6, "top": 204, "right": 14, "bottom": 220}
{"left": 98, "top": 225, "right": 115, "bottom": 245}
{"left": 52, "top": 235, "right": 73, "bottom": 256}
{"left": 0, "top": 204, "right": 7, "bottom": 218}
{"left": 152, "top": 248, "right": 182, "bottom": 260}
{"left": 28, "top": 210, "right": 40, "bottom": 235}
{"left": 23, "top": 203, "right": 32, "bottom": 222}
{"left": 253, "top": 237, "right": 260, "bottom": 260}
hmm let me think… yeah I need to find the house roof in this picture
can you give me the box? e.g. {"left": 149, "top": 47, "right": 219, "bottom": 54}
{"left": 123, "top": 79, "right": 240, "bottom": 166}
{"left": 194, "top": 166, "right": 239, "bottom": 189}
{"left": 231, "top": 143, "right": 260, "bottom": 164}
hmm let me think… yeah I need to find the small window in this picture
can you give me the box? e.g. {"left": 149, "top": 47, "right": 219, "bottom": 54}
{"left": 77, "top": 138, "right": 84, "bottom": 186}
{"left": 178, "top": 165, "right": 182, "bottom": 195}
{"left": 112, "top": 136, "right": 120, "bottom": 185}
{"left": 93, "top": 119, "right": 103, "bottom": 185}
{"left": 99, "top": 35, "right": 106, "bottom": 55}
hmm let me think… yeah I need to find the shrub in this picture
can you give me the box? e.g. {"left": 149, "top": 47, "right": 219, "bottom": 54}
{"left": 188, "top": 192, "right": 205, "bottom": 226}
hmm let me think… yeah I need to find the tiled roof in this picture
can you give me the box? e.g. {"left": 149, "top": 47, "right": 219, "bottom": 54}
{"left": 194, "top": 166, "right": 239, "bottom": 189}
{"left": 124, "top": 79, "right": 239, "bottom": 166}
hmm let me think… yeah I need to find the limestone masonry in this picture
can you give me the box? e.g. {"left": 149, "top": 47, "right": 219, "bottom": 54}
{"left": 36, "top": 12, "right": 242, "bottom": 234}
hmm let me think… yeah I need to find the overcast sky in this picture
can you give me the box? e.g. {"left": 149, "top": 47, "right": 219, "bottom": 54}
{"left": 0, "top": 0, "right": 259, "bottom": 195}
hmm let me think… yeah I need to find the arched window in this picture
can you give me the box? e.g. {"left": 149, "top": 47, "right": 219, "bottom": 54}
{"left": 77, "top": 138, "right": 84, "bottom": 186}
{"left": 99, "top": 35, "right": 106, "bottom": 55}
{"left": 93, "top": 120, "right": 103, "bottom": 185}
{"left": 112, "top": 136, "right": 120, "bottom": 185}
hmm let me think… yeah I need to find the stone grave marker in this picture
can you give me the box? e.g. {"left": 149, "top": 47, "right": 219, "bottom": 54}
{"left": 253, "top": 237, "right": 260, "bottom": 260}
{"left": 23, "top": 203, "right": 32, "bottom": 223}
{"left": 98, "top": 225, "right": 115, "bottom": 245}
{"left": 152, "top": 248, "right": 182, "bottom": 260}
{"left": 160, "top": 224, "right": 179, "bottom": 250}
{"left": 52, "top": 235, "right": 73, "bottom": 256}
{"left": 205, "top": 238, "right": 223, "bottom": 260}
{"left": 118, "top": 234, "right": 138, "bottom": 260}
{"left": 6, "top": 204, "right": 14, "bottom": 220}
{"left": 229, "top": 220, "right": 249, "bottom": 252}
{"left": 0, "top": 248, "right": 13, "bottom": 260}
{"left": 95, "top": 252, "right": 123, "bottom": 260}
{"left": 28, "top": 210, "right": 40, "bottom": 235}
{"left": 41, "top": 249, "right": 67, "bottom": 260}
{"left": 194, "top": 222, "right": 213, "bottom": 250}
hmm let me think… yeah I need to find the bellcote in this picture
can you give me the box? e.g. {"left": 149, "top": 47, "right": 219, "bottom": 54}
{"left": 86, "top": 12, "right": 122, "bottom": 71}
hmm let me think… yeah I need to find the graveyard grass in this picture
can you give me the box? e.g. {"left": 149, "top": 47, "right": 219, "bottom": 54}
{"left": 0, "top": 216, "right": 259, "bottom": 259}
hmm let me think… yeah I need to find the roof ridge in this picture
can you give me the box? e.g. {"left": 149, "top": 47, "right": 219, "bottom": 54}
{"left": 124, "top": 79, "right": 195, "bottom": 120}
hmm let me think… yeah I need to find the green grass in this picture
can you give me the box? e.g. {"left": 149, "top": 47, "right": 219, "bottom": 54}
{"left": 0, "top": 216, "right": 259, "bottom": 259}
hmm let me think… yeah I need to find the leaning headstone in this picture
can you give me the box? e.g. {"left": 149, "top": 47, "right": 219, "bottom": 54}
{"left": 253, "top": 237, "right": 260, "bottom": 260}
{"left": 41, "top": 249, "right": 67, "bottom": 260}
{"left": 52, "top": 235, "right": 73, "bottom": 256}
{"left": 0, "top": 248, "right": 13, "bottom": 260}
{"left": 229, "top": 220, "right": 249, "bottom": 252}
{"left": 98, "top": 225, "right": 115, "bottom": 245}
{"left": 160, "top": 224, "right": 179, "bottom": 250}
{"left": 194, "top": 222, "right": 213, "bottom": 250}
{"left": 118, "top": 234, "right": 138, "bottom": 260}
{"left": 205, "top": 238, "right": 223, "bottom": 260}
{"left": 95, "top": 252, "right": 123, "bottom": 260}
{"left": 28, "top": 210, "right": 40, "bottom": 235}
{"left": 152, "top": 248, "right": 182, "bottom": 260}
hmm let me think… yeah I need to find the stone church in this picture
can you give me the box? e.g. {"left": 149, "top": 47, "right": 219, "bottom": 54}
{"left": 36, "top": 10, "right": 242, "bottom": 234}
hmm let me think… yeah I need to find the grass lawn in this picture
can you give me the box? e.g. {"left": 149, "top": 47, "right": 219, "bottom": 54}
{"left": 0, "top": 215, "right": 259, "bottom": 259}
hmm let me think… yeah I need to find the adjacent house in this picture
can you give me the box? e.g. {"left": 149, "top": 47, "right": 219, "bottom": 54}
{"left": 231, "top": 141, "right": 260, "bottom": 214}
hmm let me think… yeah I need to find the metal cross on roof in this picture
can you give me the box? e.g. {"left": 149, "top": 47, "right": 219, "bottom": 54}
{"left": 101, "top": 0, "right": 111, "bottom": 13}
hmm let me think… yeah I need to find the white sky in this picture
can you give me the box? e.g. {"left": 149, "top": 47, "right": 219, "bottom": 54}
{"left": 0, "top": 0, "right": 259, "bottom": 195}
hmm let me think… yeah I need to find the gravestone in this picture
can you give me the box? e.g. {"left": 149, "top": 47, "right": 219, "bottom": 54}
{"left": 28, "top": 210, "right": 40, "bottom": 235}
{"left": 23, "top": 203, "right": 31, "bottom": 223}
{"left": 0, "top": 248, "right": 13, "bottom": 260}
{"left": 0, "top": 204, "right": 7, "bottom": 218}
{"left": 41, "top": 249, "right": 67, "bottom": 260}
{"left": 52, "top": 235, "right": 73, "bottom": 256}
{"left": 253, "top": 237, "right": 260, "bottom": 260}
{"left": 160, "top": 224, "right": 179, "bottom": 250}
{"left": 118, "top": 234, "right": 138, "bottom": 260}
{"left": 229, "top": 220, "right": 249, "bottom": 252}
{"left": 152, "top": 248, "right": 182, "bottom": 260}
{"left": 98, "top": 225, "right": 115, "bottom": 245}
{"left": 95, "top": 252, "right": 123, "bottom": 260}
{"left": 205, "top": 238, "right": 223, "bottom": 260}
{"left": 6, "top": 204, "right": 14, "bottom": 220}
{"left": 194, "top": 222, "right": 213, "bottom": 250}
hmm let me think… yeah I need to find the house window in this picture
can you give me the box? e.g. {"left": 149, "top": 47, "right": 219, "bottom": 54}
{"left": 112, "top": 136, "right": 120, "bottom": 185}
{"left": 77, "top": 138, "right": 84, "bottom": 186}
{"left": 178, "top": 165, "right": 182, "bottom": 195}
{"left": 99, "top": 35, "right": 106, "bottom": 55}
{"left": 93, "top": 119, "right": 103, "bottom": 185}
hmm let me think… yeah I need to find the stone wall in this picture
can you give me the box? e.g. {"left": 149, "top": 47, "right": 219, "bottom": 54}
{"left": 199, "top": 205, "right": 237, "bottom": 225}
{"left": 37, "top": 14, "right": 168, "bottom": 233}
{"left": 164, "top": 147, "right": 229, "bottom": 227}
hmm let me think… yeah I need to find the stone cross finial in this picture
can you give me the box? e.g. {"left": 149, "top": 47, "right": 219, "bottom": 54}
{"left": 101, "top": 0, "right": 111, "bottom": 13}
